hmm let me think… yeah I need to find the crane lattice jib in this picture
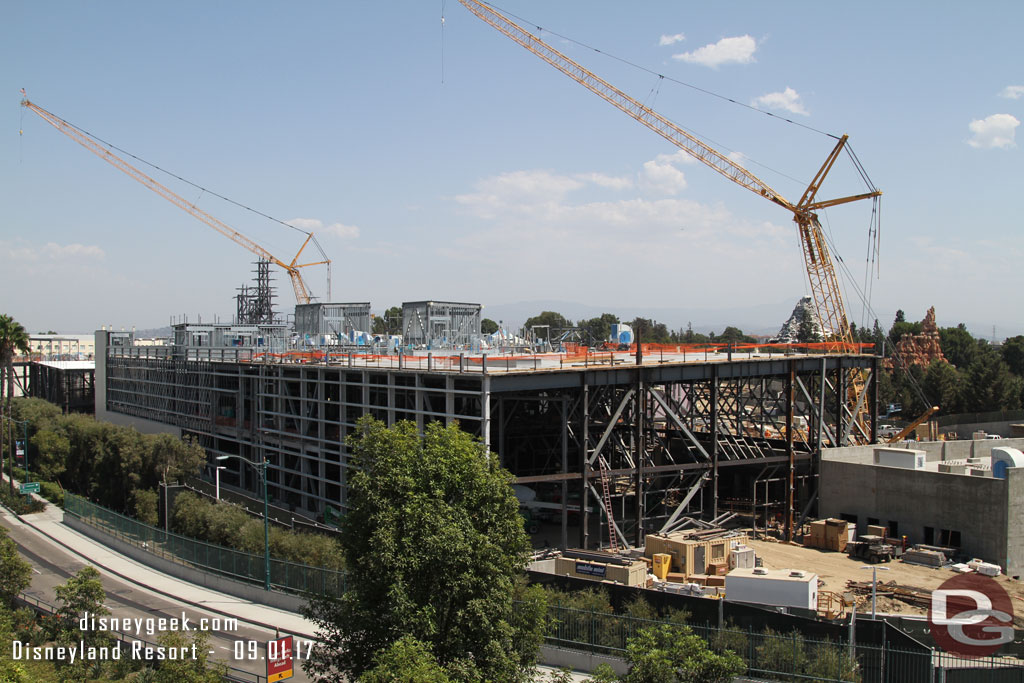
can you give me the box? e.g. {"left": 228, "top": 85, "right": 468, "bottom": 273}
{"left": 458, "top": 0, "right": 792, "bottom": 211}
{"left": 22, "top": 99, "right": 315, "bottom": 306}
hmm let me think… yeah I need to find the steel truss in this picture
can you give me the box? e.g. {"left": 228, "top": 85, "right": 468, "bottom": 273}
{"left": 492, "top": 355, "right": 878, "bottom": 550}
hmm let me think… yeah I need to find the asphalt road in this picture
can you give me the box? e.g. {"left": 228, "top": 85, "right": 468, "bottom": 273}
{"left": 1, "top": 511, "right": 312, "bottom": 682}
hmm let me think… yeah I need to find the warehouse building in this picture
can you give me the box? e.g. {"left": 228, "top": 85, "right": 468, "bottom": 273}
{"left": 819, "top": 442, "right": 1024, "bottom": 576}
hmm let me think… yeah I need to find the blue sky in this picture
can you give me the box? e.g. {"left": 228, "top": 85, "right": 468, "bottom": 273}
{"left": 3, "top": 1, "right": 1022, "bottom": 337}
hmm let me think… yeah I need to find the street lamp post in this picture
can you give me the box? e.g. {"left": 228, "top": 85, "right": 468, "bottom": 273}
{"left": 214, "top": 466, "right": 227, "bottom": 501}
{"left": 860, "top": 565, "right": 890, "bottom": 618}
{"left": 217, "top": 454, "right": 270, "bottom": 591}
{"left": 4, "top": 417, "right": 30, "bottom": 495}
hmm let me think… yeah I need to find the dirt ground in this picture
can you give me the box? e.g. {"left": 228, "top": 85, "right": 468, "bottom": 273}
{"left": 746, "top": 537, "right": 1024, "bottom": 620}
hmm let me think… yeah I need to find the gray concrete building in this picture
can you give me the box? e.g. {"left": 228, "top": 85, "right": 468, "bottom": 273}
{"left": 820, "top": 440, "right": 1024, "bottom": 577}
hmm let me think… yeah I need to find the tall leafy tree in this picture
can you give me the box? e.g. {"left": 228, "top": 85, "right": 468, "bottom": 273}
{"left": 0, "top": 526, "right": 32, "bottom": 605}
{"left": 0, "top": 315, "right": 30, "bottom": 492}
{"left": 964, "top": 348, "right": 1023, "bottom": 412}
{"left": 372, "top": 306, "right": 403, "bottom": 335}
{"left": 1002, "top": 335, "right": 1024, "bottom": 378}
{"left": 302, "top": 417, "right": 542, "bottom": 682}
{"left": 578, "top": 313, "right": 619, "bottom": 345}
{"left": 939, "top": 324, "right": 978, "bottom": 369}
{"left": 481, "top": 318, "right": 500, "bottom": 335}
{"left": 524, "top": 311, "right": 572, "bottom": 339}
{"left": 921, "top": 359, "right": 964, "bottom": 415}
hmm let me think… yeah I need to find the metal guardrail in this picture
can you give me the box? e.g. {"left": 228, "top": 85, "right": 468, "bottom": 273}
{"left": 64, "top": 493, "right": 345, "bottom": 597}
{"left": 15, "top": 591, "right": 266, "bottom": 683}
{"left": 542, "top": 603, "right": 1024, "bottom": 683}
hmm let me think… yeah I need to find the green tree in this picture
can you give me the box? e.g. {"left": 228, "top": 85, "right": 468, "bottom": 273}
{"left": 578, "top": 314, "right": 620, "bottom": 345}
{"left": 151, "top": 629, "right": 228, "bottom": 683}
{"left": 372, "top": 306, "right": 403, "bottom": 335}
{"left": 302, "top": 417, "right": 540, "bottom": 682}
{"left": 0, "top": 526, "right": 32, "bottom": 605}
{"left": 52, "top": 566, "right": 109, "bottom": 647}
{"left": 963, "top": 349, "right": 1023, "bottom": 412}
{"left": 1002, "top": 335, "right": 1024, "bottom": 378}
{"left": 524, "top": 312, "right": 572, "bottom": 339}
{"left": 145, "top": 434, "right": 205, "bottom": 491}
{"left": 939, "top": 324, "right": 978, "bottom": 369}
{"left": 719, "top": 326, "right": 755, "bottom": 345}
{"left": 921, "top": 359, "right": 964, "bottom": 415}
{"left": 621, "top": 624, "right": 745, "bottom": 683}
{"left": 1, "top": 315, "right": 31, "bottom": 494}
{"left": 481, "top": 318, "right": 500, "bottom": 335}
{"left": 797, "top": 308, "right": 822, "bottom": 344}
{"left": 358, "top": 636, "right": 453, "bottom": 683}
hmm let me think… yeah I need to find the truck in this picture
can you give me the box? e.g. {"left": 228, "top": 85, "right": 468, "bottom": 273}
{"left": 846, "top": 535, "right": 895, "bottom": 564}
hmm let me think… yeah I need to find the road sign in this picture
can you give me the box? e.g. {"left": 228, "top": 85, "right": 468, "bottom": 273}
{"left": 267, "top": 635, "right": 293, "bottom": 682}
{"left": 20, "top": 482, "right": 40, "bottom": 494}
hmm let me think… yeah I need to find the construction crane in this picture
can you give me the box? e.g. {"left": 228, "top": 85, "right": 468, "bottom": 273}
{"left": 20, "top": 97, "right": 329, "bottom": 306}
{"left": 458, "top": 0, "right": 882, "bottom": 443}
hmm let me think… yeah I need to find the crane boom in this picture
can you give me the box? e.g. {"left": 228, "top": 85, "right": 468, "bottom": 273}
{"left": 21, "top": 98, "right": 327, "bottom": 306}
{"left": 459, "top": 0, "right": 882, "bottom": 442}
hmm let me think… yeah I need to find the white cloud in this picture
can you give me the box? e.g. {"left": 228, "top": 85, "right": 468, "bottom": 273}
{"left": 967, "top": 114, "right": 1020, "bottom": 149}
{"left": 640, "top": 159, "right": 687, "bottom": 195}
{"left": 659, "top": 33, "right": 686, "bottom": 47}
{"left": 287, "top": 217, "right": 359, "bottom": 238}
{"left": 3, "top": 241, "right": 105, "bottom": 262}
{"left": 999, "top": 85, "right": 1024, "bottom": 100}
{"left": 454, "top": 170, "right": 583, "bottom": 219}
{"left": 323, "top": 222, "right": 360, "bottom": 239}
{"left": 672, "top": 35, "right": 756, "bottom": 68}
{"left": 574, "top": 172, "right": 633, "bottom": 190}
{"left": 43, "top": 242, "right": 106, "bottom": 259}
{"left": 445, "top": 166, "right": 796, "bottom": 306}
{"left": 751, "top": 87, "right": 809, "bottom": 116}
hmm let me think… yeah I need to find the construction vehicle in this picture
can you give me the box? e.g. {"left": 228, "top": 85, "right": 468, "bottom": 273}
{"left": 20, "top": 96, "right": 330, "bottom": 306}
{"left": 846, "top": 535, "right": 895, "bottom": 564}
{"left": 458, "top": 0, "right": 881, "bottom": 445}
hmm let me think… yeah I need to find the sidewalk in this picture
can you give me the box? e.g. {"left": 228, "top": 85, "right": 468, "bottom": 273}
{"left": 9, "top": 501, "right": 317, "bottom": 640}
{"left": 4, "top": 490, "right": 595, "bottom": 681}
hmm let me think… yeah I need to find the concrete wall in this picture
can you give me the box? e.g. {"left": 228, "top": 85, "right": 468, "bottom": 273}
{"left": 1006, "top": 468, "right": 1024, "bottom": 578}
{"left": 819, "top": 459, "right": 1008, "bottom": 567}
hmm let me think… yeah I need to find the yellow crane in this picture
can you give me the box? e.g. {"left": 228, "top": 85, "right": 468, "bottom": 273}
{"left": 458, "top": 0, "right": 882, "bottom": 442}
{"left": 20, "top": 97, "right": 329, "bottom": 306}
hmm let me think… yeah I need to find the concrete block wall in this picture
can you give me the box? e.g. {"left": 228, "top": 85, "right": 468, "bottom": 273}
{"left": 819, "top": 459, "right": 1008, "bottom": 568}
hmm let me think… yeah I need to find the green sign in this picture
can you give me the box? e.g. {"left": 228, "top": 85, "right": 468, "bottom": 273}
{"left": 19, "top": 482, "right": 40, "bottom": 494}
{"left": 324, "top": 505, "right": 341, "bottom": 528}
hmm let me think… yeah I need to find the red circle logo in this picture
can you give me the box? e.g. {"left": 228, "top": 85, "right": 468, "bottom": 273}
{"left": 928, "top": 573, "right": 1014, "bottom": 657}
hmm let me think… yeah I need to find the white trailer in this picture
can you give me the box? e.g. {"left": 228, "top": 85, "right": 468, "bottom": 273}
{"left": 725, "top": 568, "right": 818, "bottom": 610}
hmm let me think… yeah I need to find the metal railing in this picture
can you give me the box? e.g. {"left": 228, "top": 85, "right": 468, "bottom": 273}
{"left": 542, "top": 603, "right": 1024, "bottom": 683}
{"left": 64, "top": 493, "right": 346, "bottom": 597}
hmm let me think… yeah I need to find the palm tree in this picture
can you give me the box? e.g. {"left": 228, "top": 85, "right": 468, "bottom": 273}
{"left": 0, "top": 315, "right": 30, "bottom": 492}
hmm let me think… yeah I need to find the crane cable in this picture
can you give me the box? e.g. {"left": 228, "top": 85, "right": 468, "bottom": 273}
{"left": 480, "top": 0, "right": 840, "bottom": 139}
{"left": 24, "top": 104, "right": 333, "bottom": 269}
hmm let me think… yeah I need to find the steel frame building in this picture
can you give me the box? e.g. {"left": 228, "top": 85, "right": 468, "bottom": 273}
{"left": 95, "top": 330, "right": 878, "bottom": 550}
{"left": 401, "top": 301, "right": 481, "bottom": 347}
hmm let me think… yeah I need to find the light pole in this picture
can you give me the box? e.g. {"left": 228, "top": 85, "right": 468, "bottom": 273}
{"left": 4, "top": 417, "right": 30, "bottom": 494}
{"left": 860, "top": 565, "right": 890, "bottom": 618}
{"left": 214, "top": 466, "right": 227, "bottom": 501}
{"left": 216, "top": 454, "right": 270, "bottom": 591}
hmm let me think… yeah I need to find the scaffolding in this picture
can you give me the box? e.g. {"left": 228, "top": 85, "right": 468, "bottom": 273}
{"left": 401, "top": 301, "right": 481, "bottom": 348}
{"left": 294, "top": 303, "right": 371, "bottom": 342}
